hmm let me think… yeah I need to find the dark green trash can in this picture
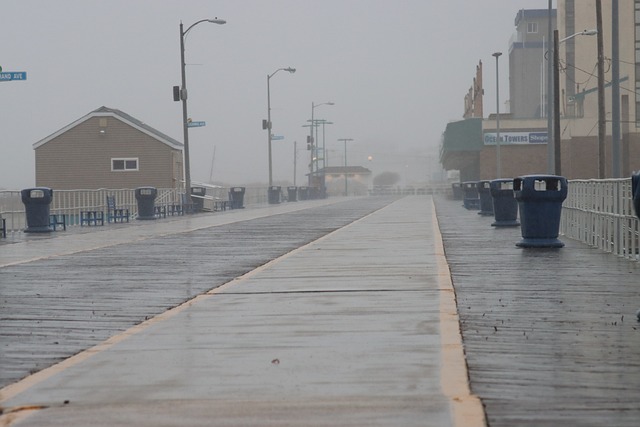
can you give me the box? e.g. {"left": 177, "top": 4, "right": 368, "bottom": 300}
{"left": 451, "top": 182, "right": 463, "bottom": 200}
{"left": 191, "top": 187, "right": 206, "bottom": 212}
{"left": 135, "top": 187, "right": 157, "bottom": 220}
{"left": 287, "top": 186, "right": 298, "bottom": 202}
{"left": 477, "top": 180, "right": 494, "bottom": 216}
{"left": 229, "top": 187, "right": 245, "bottom": 209}
{"left": 462, "top": 181, "right": 480, "bottom": 210}
{"left": 298, "top": 186, "right": 309, "bottom": 200}
{"left": 21, "top": 187, "right": 54, "bottom": 233}
{"left": 514, "top": 175, "right": 568, "bottom": 248}
{"left": 490, "top": 179, "right": 519, "bottom": 227}
{"left": 268, "top": 186, "right": 281, "bottom": 204}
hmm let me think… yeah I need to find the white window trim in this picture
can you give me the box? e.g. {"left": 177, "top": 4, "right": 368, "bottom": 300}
{"left": 111, "top": 157, "right": 139, "bottom": 172}
{"left": 527, "top": 22, "right": 538, "bottom": 34}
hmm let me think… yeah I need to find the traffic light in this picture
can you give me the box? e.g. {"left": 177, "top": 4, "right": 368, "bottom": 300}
{"left": 173, "top": 86, "right": 180, "bottom": 102}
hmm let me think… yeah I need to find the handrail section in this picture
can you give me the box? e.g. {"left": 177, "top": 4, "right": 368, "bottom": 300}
{"left": 561, "top": 178, "right": 639, "bottom": 261}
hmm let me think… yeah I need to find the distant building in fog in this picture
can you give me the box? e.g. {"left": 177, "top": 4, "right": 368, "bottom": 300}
{"left": 509, "top": 8, "right": 557, "bottom": 119}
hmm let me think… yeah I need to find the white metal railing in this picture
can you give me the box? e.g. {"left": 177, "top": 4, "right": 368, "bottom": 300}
{"left": 369, "top": 183, "right": 452, "bottom": 196}
{"left": 561, "top": 178, "right": 640, "bottom": 261}
{"left": 1, "top": 183, "right": 445, "bottom": 235}
{"left": 0, "top": 186, "right": 275, "bottom": 235}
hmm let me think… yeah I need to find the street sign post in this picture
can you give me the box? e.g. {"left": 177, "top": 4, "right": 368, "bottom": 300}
{"left": 187, "top": 121, "right": 206, "bottom": 128}
{"left": 271, "top": 135, "right": 285, "bottom": 140}
{"left": 0, "top": 72, "right": 27, "bottom": 82}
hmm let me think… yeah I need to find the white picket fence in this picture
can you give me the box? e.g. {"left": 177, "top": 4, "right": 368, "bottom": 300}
{"left": 561, "top": 178, "right": 640, "bottom": 261}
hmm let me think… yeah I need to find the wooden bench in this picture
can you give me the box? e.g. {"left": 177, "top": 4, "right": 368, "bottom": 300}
{"left": 106, "top": 195, "right": 130, "bottom": 223}
{"left": 167, "top": 203, "right": 183, "bottom": 216}
{"left": 213, "top": 200, "right": 229, "bottom": 211}
{"left": 154, "top": 205, "right": 167, "bottom": 218}
{"left": 168, "top": 193, "right": 194, "bottom": 216}
{"left": 80, "top": 211, "right": 104, "bottom": 226}
{"left": 49, "top": 214, "right": 67, "bottom": 231}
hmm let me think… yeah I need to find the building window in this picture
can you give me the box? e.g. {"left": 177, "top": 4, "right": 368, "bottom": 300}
{"left": 527, "top": 22, "right": 538, "bottom": 34}
{"left": 112, "top": 158, "right": 139, "bottom": 171}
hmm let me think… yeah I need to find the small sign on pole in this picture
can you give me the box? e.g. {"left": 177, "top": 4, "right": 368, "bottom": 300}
{"left": 0, "top": 71, "right": 27, "bottom": 82}
{"left": 187, "top": 121, "right": 206, "bottom": 128}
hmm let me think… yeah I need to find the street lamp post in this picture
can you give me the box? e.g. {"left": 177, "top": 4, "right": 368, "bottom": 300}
{"left": 307, "top": 119, "right": 333, "bottom": 173}
{"left": 338, "top": 138, "right": 353, "bottom": 196}
{"left": 308, "top": 102, "right": 334, "bottom": 188}
{"left": 552, "top": 28, "right": 597, "bottom": 176}
{"left": 320, "top": 120, "right": 333, "bottom": 173}
{"left": 266, "top": 67, "right": 296, "bottom": 187}
{"left": 492, "top": 52, "right": 502, "bottom": 179}
{"left": 179, "top": 18, "right": 225, "bottom": 203}
{"left": 367, "top": 155, "right": 374, "bottom": 192}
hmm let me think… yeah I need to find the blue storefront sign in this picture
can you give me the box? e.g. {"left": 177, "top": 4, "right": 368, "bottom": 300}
{"left": 483, "top": 131, "right": 548, "bottom": 145}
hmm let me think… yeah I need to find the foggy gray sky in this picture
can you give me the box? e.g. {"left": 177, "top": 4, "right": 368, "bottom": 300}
{"left": 0, "top": 0, "right": 548, "bottom": 189}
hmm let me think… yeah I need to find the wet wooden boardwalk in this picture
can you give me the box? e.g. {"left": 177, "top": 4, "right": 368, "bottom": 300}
{"left": 435, "top": 196, "right": 640, "bottom": 427}
{"left": 0, "top": 198, "right": 398, "bottom": 390}
{"left": 2, "top": 194, "right": 639, "bottom": 426}
{"left": 0, "top": 196, "right": 479, "bottom": 427}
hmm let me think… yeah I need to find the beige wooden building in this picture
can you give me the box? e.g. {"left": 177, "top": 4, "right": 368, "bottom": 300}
{"left": 33, "top": 106, "right": 183, "bottom": 190}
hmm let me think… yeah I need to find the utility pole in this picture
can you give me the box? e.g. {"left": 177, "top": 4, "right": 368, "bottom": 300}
{"left": 596, "top": 0, "right": 606, "bottom": 178}
{"left": 611, "top": 0, "right": 621, "bottom": 178}
{"left": 338, "top": 138, "right": 353, "bottom": 196}
{"left": 547, "top": 0, "right": 554, "bottom": 174}
{"left": 553, "top": 29, "right": 561, "bottom": 175}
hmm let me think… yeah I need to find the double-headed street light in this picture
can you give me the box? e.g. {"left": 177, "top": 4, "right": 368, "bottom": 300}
{"left": 266, "top": 67, "right": 296, "bottom": 187}
{"left": 551, "top": 28, "right": 597, "bottom": 176}
{"left": 179, "top": 18, "right": 226, "bottom": 203}
{"left": 308, "top": 102, "right": 334, "bottom": 187}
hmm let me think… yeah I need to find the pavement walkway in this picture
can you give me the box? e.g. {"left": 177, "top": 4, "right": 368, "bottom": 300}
{"left": 0, "top": 197, "right": 483, "bottom": 426}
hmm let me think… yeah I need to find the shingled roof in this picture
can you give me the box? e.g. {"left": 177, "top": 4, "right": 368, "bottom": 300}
{"left": 33, "top": 106, "right": 183, "bottom": 150}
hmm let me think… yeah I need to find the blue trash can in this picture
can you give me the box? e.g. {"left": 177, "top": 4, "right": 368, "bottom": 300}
{"left": 490, "top": 179, "right": 519, "bottom": 227}
{"left": 477, "top": 180, "right": 494, "bottom": 216}
{"left": 268, "top": 186, "right": 281, "bottom": 204}
{"left": 287, "top": 186, "right": 298, "bottom": 202}
{"left": 21, "top": 187, "right": 54, "bottom": 233}
{"left": 462, "top": 181, "right": 480, "bottom": 210}
{"left": 632, "top": 173, "right": 640, "bottom": 220}
{"left": 191, "top": 186, "right": 206, "bottom": 212}
{"left": 514, "top": 175, "right": 568, "bottom": 248}
{"left": 135, "top": 187, "right": 157, "bottom": 220}
{"left": 451, "top": 182, "right": 463, "bottom": 200}
{"left": 298, "top": 186, "right": 309, "bottom": 200}
{"left": 229, "top": 187, "right": 245, "bottom": 209}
